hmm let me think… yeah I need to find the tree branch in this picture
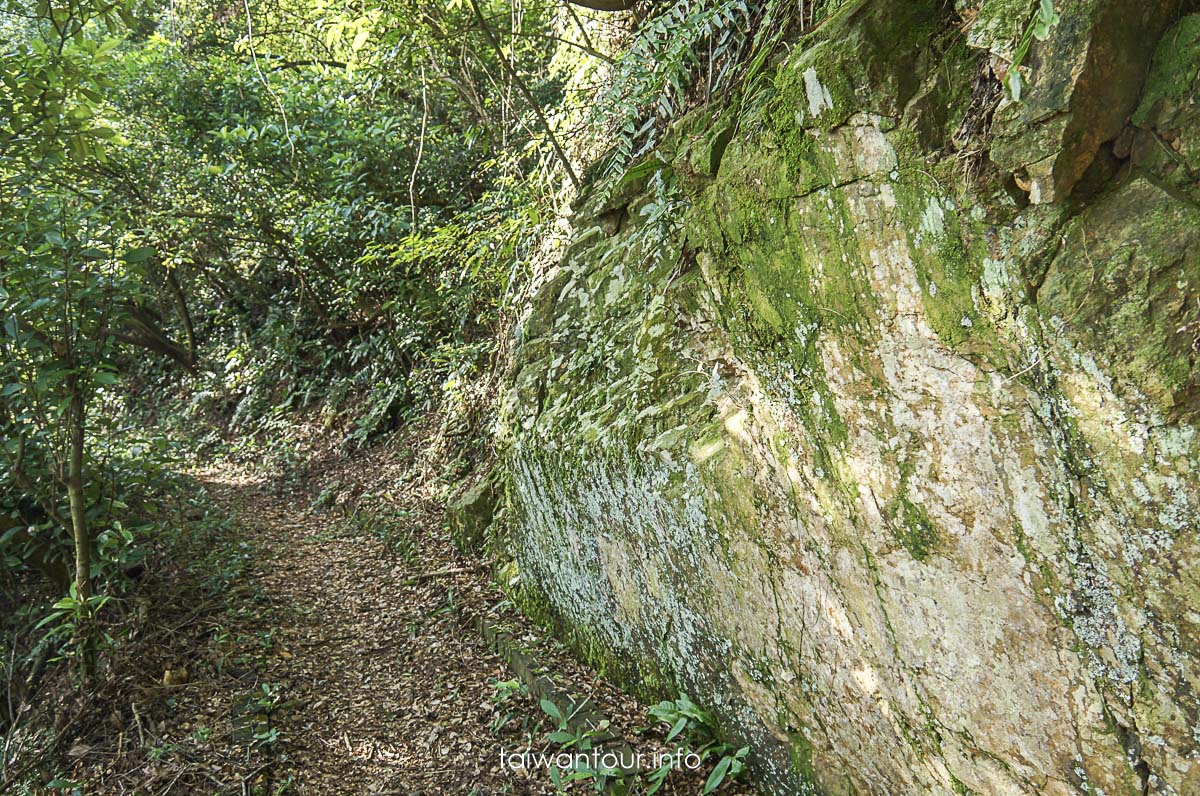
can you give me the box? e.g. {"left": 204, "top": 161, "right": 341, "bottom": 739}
{"left": 268, "top": 58, "right": 348, "bottom": 72}
{"left": 466, "top": 0, "right": 582, "bottom": 192}
{"left": 565, "top": 0, "right": 639, "bottom": 11}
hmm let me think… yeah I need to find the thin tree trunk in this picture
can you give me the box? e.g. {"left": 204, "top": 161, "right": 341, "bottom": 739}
{"left": 65, "top": 379, "right": 93, "bottom": 676}
{"left": 166, "top": 269, "right": 197, "bottom": 364}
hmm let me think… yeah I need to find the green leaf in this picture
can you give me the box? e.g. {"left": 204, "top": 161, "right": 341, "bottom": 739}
{"left": 703, "top": 755, "right": 734, "bottom": 794}
{"left": 69, "top": 135, "right": 87, "bottom": 162}
{"left": 45, "top": 779, "right": 82, "bottom": 789}
{"left": 122, "top": 246, "right": 156, "bottom": 263}
{"left": 1006, "top": 69, "right": 1023, "bottom": 102}
{"left": 539, "top": 698, "right": 563, "bottom": 723}
{"left": 666, "top": 716, "right": 688, "bottom": 742}
{"left": 35, "top": 610, "right": 68, "bottom": 629}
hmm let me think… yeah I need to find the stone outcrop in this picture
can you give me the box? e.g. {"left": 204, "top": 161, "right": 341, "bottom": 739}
{"left": 499, "top": 1, "right": 1200, "bottom": 793}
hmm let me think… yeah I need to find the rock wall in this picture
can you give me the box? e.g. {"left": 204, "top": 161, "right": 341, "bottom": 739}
{"left": 499, "top": 1, "right": 1200, "bottom": 793}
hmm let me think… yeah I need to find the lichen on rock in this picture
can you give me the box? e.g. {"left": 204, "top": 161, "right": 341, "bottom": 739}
{"left": 498, "top": 1, "right": 1200, "bottom": 793}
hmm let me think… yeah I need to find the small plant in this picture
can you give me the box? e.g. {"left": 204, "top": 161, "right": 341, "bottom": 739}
{"left": 387, "top": 525, "right": 416, "bottom": 562}
{"left": 646, "top": 694, "right": 750, "bottom": 794}
{"left": 702, "top": 746, "right": 749, "bottom": 794}
{"left": 1004, "top": 0, "right": 1062, "bottom": 101}
{"left": 491, "top": 678, "right": 524, "bottom": 702}
{"left": 35, "top": 585, "right": 112, "bottom": 671}
{"left": 489, "top": 678, "right": 527, "bottom": 732}
{"left": 252, "top": 726, "right": 281, "bottom": 748}
{"left": 148, "top": 743, "right": 178, "bottom": 760}
{"left": 255, "top": 682, "right": 282, "bottom": 712}
{"left": 93, "top": 520, "right": 147, "bottom": 585}
{"left": 248, "top": 682, "right": 284, "bottom": 750}
{"left": 309, "top": 480, "right": 344, "bottom": 511}
{"left": 539, "top": 698, "right": 624, "bottom": 793}
{"left": 432, "top": 587, "right": 456, "bottom": 617}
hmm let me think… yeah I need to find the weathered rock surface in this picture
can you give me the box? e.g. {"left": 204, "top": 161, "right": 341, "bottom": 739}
{"left": 448, "top": 470, "right": 500, "bottom": 551}
{"left": 500, "top": 1, "right": 1200, "bottom": 793}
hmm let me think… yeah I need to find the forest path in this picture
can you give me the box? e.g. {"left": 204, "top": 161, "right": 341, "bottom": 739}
{"left": 186, "top": 465, "right": 565, "bottom": 795}
{"left": 32, "top": 448, "right": 724, "bottom": 795}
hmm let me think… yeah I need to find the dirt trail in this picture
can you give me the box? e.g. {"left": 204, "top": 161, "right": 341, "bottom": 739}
{"left": 37, "top": 449, "right": 726, "bottom": 795}
{"left": 195, "top": 468, "right": 556, "bottom": 795}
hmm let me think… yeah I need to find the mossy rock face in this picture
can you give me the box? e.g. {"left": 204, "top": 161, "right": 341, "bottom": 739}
{"left": 1131, "top": 14, "right": 1200, "bottom": 194}
{"left": 986, "top": 0, "right": 1182, "bottom": 204}
{"left": 774, "top": 0, "right": 946, "bottom": 132}
{"left": 1134, "top": 13, "right": 1200, "bottom": 125}
{"left": 1040, "top": 177, "right": 1200, "bottom": 421}
{"left": 499, "top": 3, "right": 1200, "bottom": 795}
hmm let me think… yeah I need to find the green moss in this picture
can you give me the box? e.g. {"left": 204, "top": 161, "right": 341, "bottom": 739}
{"left": 697, "top": 443, "right": 762, "bottom": 569}
{"left": 893, "top": 496, "right": 939, "bottom": 561}
{"left": 508, "top": 563, "right": 674, "bottom": 702}
{"left": 672, "top": 103, "right": 740, "bottom": 186}
{"left": 963, "top": 0, "right": 1035, "bottom": 54}
{"left": 784, "top": 725, "right": 824, "bottom": 793}
{"left": 888, "top": 171, "right": 1012, "bottom": 365}
{"left": 901, "top": 35, "right": 983, "bottom": 150}
{"left": 767, "top": 117, "right": 838, "bottom": 192}
{"left": 772, "top": 0, "right": 945, "bottom": 130}
{"left": 886, "top": 457, "right": 941, "bottom": 561}
{"left": 1132, "top": 15, "right": 1200, "bottom": 127}
{"left": 1037, "top": 177, "right": 1200, "bottom": 421}
{"left": 1011, "top": 520, "right": 1063, "bottom": 599}
{"left": 949, "top": 772, "right": 978, "bottom": 796}
{"left": 686, "top": 132, "right": 878, "bottom": 461}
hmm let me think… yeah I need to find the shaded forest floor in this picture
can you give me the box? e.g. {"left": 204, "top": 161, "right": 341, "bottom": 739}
{"left": 9, "top": 422, "right": 740, "bottom": 795}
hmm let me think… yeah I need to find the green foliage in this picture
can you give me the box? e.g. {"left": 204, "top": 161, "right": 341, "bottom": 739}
{"left": 592, "top": 0, "right": 755, "bottom": 188}
{"left": 34, "top": 586, "right": 110, "bottom": 650}
{"left": 538, "top": 698, "right": 625, "bottom": 793}
{"left": 646, "top": 694, "right": 750, "bottom": 794}
{"left": 590, "top": 0, "right": 818, "bottom": 195}
{"left": 1005, "top": 0, "right": 1062, "bottom": 101}
{"left": 588, "top": 0, "right": 809, "bottom": 284}
{"left": 0, "top": 0, "right": 186, "bottom": 654}
{"left": 533, "top": 693, "right": 751, "bottom": 794}
{"left": 90, "top": 0, "right": 562, "bottom": 451}
{"left": 0, "top": 0, "right": 135, "bottom": 165}
{"left": 250, "top": 682, "right": 283, "bottom": 749}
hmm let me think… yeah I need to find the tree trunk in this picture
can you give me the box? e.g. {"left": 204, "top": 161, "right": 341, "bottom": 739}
{"left": 166, "top": 269, "right": 197, "bottom": 365}
{"left": 66, "top": 385, "right": 89, "bottom": 603}
{"left": 65, "top": 379, "right": 93, "bottom": 676}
